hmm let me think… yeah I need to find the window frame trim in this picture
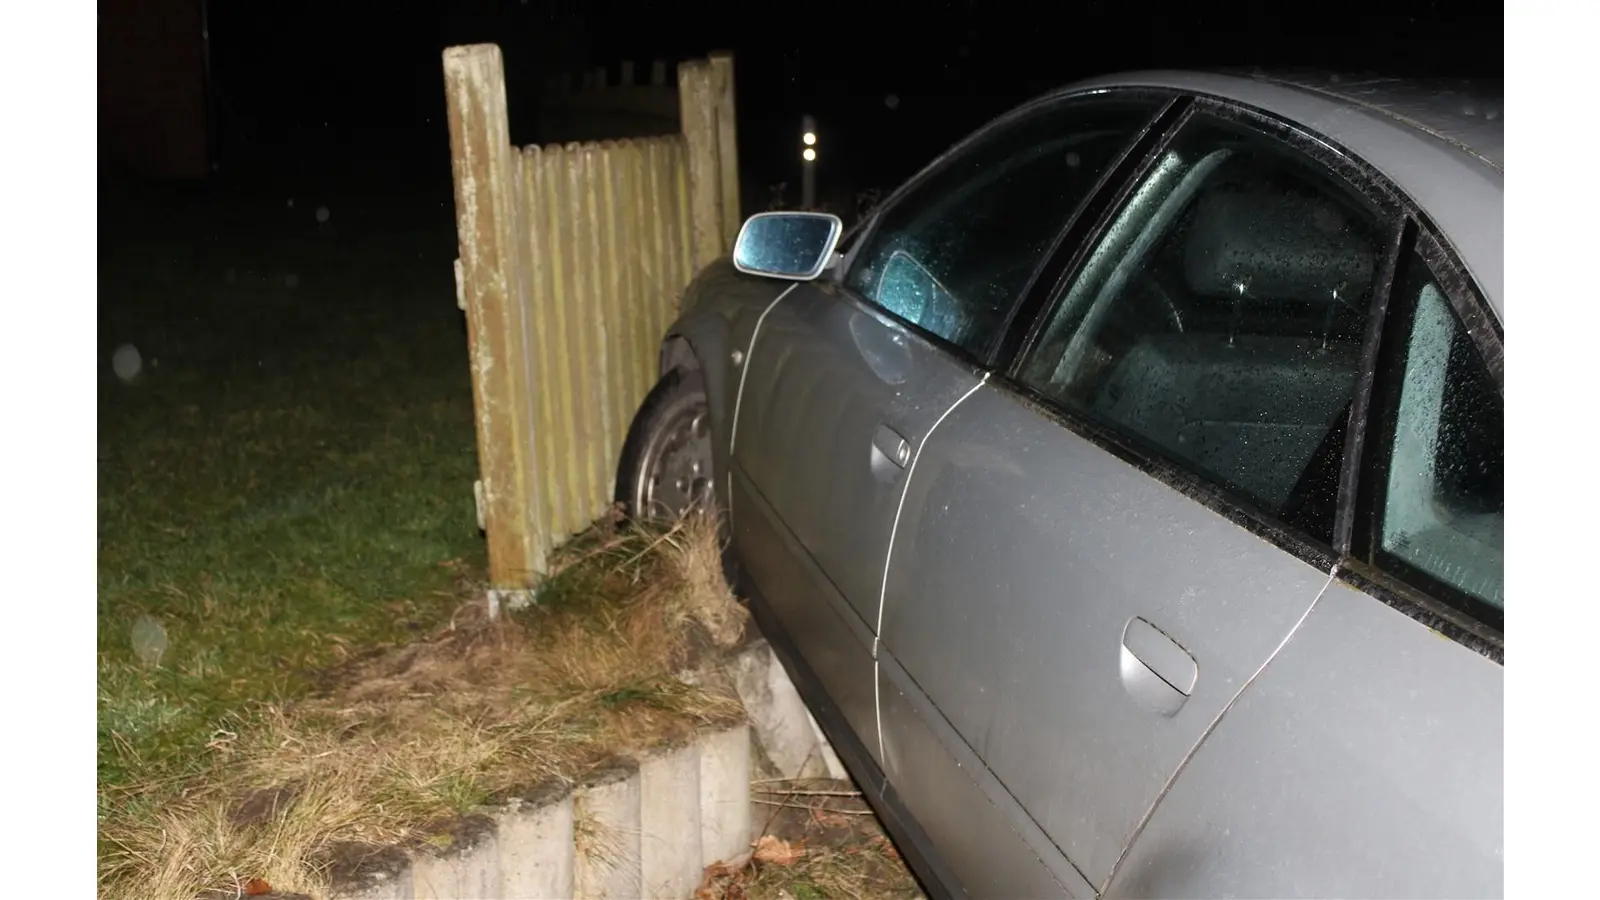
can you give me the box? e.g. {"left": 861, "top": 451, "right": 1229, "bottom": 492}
{"left": 825, "top": 87, "right": 1183, "bottom": 369}
{"left": 989, "top": 95, "right": 1412, "bottom": 576}
{"left": 1348, "top": 218, "right": 1506, "bottom": 639}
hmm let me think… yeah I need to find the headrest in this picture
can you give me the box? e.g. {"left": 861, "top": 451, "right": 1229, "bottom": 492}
{"left": 1183, "top": 188, "right": 1375, "bottom": 304}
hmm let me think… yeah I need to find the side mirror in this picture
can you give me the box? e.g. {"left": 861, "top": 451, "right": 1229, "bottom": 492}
{"left": 732, "top": 211, "right": 844, "bottom": 282}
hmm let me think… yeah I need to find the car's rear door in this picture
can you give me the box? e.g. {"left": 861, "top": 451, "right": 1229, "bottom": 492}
{"left": 729, "top": 91, "right": 1170, "bottom": 896}
{"left": 876, "top": 100, "right": 1413, "bottom": 892}
{"left": 1107, "top": 225, "right": 1504, "bottom": 898}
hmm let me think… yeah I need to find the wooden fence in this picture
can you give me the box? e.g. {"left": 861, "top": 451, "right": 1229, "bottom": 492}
{"left": 443, "top": 43, "right": 739, "bottom": 605}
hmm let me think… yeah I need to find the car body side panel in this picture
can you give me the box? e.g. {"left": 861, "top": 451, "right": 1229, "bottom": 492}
{"left": 877, "top": 651, "right": 1089, "bottom": 899}
{"left": 730, "top": 463, "right": 881, "bottom": 755}
{"left": 879, "top": 383, "right": 1336, "bottom": 883}
{"left": 1108, "top": 578, "right": 1503, "bottom": 898}
{"left": 732, "top": 281, "right": 985, "bottom": 630}
{"left": 661, "top": 258, "right": 789, "bottom": 509}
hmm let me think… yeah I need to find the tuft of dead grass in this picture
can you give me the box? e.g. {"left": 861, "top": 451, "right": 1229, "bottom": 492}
{"left": 697, "top": 777, "right": 924, "bottom": 900}
{"left": 98, "top": 511, "right": 749, "bottom": 900}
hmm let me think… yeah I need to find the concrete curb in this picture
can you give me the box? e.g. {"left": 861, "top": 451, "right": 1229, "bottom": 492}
{"left": 499, "top": 793, "right": 574, "bottom": 898}
{"left": 574, "top": 762, "right": 644, "bottom": 899}
{"left": 726, "top": 640, "right": 846, "bottom": 781}
{"left": 330, "top": 639, "right": 838, "bottom": 900}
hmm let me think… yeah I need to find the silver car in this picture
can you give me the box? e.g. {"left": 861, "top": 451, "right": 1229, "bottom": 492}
{"left": 617, "top": 70, "right": 1502, "bottom": 899}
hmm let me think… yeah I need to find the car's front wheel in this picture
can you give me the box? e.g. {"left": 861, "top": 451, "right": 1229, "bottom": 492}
{"left": 615, "top": 368, "right": 716, "bottom": 521}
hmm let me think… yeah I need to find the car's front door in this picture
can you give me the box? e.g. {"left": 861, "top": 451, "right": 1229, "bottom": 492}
{"left": 876, "top": 103, "right": 1408, "bottom": 891}
{"left": 729, "top": 92, "right": 1169, "bottom": 896}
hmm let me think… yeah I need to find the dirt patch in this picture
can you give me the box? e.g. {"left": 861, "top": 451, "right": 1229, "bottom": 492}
{"left": 231, "top": 784, "right": 301, "bottom": 829}
{"left": 315, "top": 841, "right": 412, "bottom": 894}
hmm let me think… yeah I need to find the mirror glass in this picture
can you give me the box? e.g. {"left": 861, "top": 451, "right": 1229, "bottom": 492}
{"left": 733, "top": 212, "right": 842, "bottom": 280}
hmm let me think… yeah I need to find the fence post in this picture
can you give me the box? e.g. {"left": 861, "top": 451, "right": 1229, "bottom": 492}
{"left": 678, "top": 59, "right": 724, "bottom": 272}
{"left": 443, "top": 44, "right": 547, "bottom": 605}
{"left": 708, "top": 53, "right": 742, "bottom": 247}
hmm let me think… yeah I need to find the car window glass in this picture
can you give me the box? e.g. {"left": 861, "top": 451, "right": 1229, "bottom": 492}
{"left": 1377, "top": 249, "right": 1503, "bottom": 610}
{"left": 844, "top": 97, "right": 1161, "bottom": 359}
{"left": 1018, "top": 113, "right": 1385, "bottom": 544}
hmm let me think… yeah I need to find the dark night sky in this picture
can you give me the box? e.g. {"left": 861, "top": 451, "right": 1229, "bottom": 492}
{"left": 188, "top": 0, "right": 1500, "bottom": 191}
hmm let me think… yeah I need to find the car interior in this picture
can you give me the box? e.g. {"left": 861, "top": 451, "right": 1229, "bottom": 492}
{"left": 1033, "top": 147, "right": 1381, "bottom": 525}
{"left": 1383, "top": 281, "right": 1505, "bottom": 607}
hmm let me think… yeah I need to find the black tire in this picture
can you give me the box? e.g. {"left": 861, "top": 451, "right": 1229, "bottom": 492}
{"left": 614, "top": 367, "right": 713, "bottom": 520}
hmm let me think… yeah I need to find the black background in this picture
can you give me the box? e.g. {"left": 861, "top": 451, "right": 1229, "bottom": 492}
{"left": 193, "top": 0, "right": 1501, "bottom": 192}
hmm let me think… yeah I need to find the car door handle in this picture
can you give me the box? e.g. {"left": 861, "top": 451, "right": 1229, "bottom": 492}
{"left": 872, "top": 423, "right": 912, "bottom": 469}
{"left": 1119, "top": 616, "right": 1198, "bottom": 717}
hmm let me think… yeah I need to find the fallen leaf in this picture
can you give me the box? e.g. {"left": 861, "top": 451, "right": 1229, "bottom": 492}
{"left": 702, "top": 860, "right": 743, "bottom": 881}
{"left": 751, "top": 834, "right": 805, "bottom": 866}
{"left": 244, "top": 877, "right": 272, "bottom": 896}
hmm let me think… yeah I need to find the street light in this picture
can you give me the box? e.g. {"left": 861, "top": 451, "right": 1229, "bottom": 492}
{"left": 801, "top": 114, "right": 817, "bottom": 209}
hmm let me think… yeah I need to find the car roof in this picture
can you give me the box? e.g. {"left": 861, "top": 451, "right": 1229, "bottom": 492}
{"left": 1055, "top": 70, "right": 1504, "bottom": 322}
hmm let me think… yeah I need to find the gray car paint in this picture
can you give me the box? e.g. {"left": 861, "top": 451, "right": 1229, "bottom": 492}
{"left": 657, "top": 259, "right": 788, "bottom": 500}
{"left": 655, "top": 71, "right": 1502, "bottom": 899}
{"left": 728, "top": 279, "right": 984, "bottom": 760}
{"left": 878, "top": 646, "right": 1094, "bottom": 899}
{"left": 1251, "top": 71, "right": 1503, "bottom": 168}
{"left": 879, "top": 379, "right": 1337, "bottom": 885}
{"left": 1106, "top": 578, "right": 1503, "bottom": 898}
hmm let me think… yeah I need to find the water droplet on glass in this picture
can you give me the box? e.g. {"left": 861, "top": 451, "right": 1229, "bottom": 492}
{"left": 316, "top": 205, "right": 331, "bottom": 223}
{"left": 285, "top": 273, "right": 300, "bottom": 288}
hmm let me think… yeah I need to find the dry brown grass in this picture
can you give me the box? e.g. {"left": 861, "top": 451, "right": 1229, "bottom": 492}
{"left": 696, "top": 778, "right": 923, "bottom": 900}
{"left": 739, "top": 841, "right": 918, "bottom": 900}
{"left": 97, "top": 511, "right": 748, "bottom": 900}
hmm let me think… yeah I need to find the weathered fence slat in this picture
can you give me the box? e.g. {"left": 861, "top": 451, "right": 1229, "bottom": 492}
{"left": 443, "top": 44, "right": 547, "bottom": 596}
{"left": 678, "top": 60, "right": 724, "bottom": 274}
{"left": 520, "top": 145, "right": 567, "bottom": 543}
{"left": 708, "top": 53, "right": 742, "bottom": 249}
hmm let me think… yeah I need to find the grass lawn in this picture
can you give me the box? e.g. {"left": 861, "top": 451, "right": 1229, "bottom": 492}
{"left": 97, "top": 166, "right": 924, "bottom": 900}
{"left": 97, "top": 172, "right": 485, "bottom": 818}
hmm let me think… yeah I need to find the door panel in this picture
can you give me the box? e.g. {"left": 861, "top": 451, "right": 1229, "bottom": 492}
{"left": 878, "top": 384, "right": 1335, "bottom": 883}
{"left": 1107, "top": 580, "right": 1503, "bottom": 898}
{"left": 878, "top": 652, "right": 1092, "bottom": 900}
{"left": 730, "top": 282, "right": 983, "bottom": 764}
{"left": 730, "top": 466, "right": 880, "bottom": 752}
{"left": 733, "top": 281, "right": 984, "bottom": 630}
